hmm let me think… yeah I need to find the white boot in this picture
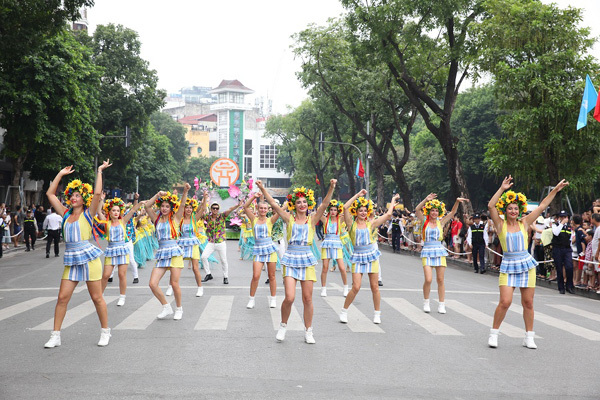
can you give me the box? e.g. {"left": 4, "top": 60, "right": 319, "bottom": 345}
{"left": 117, "top": 295, "right": 126, "bottom": 307}
{"left": 173, "top": 306, "right": 183, "bottom": 320}
{"left": 165, "top": 285, "right": 173, "bottom": 296}
{"left": 523, "top": 331, "right": 537, "bottom": 349}
{"left": 196, "top": 286, "right": 204, "bottom": 297}
{"left": 98, "top": 328, "right": 111, "bottom": 347}
{"left": 268, "top": 296, "right": 277, "bottom": 308}
{"left": 373, "top": 310, "right": 381, "bottom": 324}
{"left": 304, "top": 327, "right": 316, "bottom": 344}
{"left": 320, "top": 287, "right": 327, "bottom": 297}
{"left": 423, "top": 299, "right": 431, "bottom": 313}
{"left": 343, "top": 285, "right": 349, "bottom": 297}
{"left": 339, "top": 308, "right": 348, "bottom": 323}
{"left": 44, "top": 331, "right": 61, "bottom": 348}
{"left": 246, "top": 297, "right": 255, "bottom": 309}
{"left": 276, "top": 323, "right": 287, "bottom": 342}
{"left": 488, "top": 328, "right": 499, "bottom": 348}
{"left": 157, "top": 304, "right": 173, "bottom": 319}
{"left": 437, "top": 302, "right": 446, "bottom": 314}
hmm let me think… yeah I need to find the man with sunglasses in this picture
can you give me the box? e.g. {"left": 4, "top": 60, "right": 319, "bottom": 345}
{"left": 199, "top": 198, "right": 241, "bottom": 284}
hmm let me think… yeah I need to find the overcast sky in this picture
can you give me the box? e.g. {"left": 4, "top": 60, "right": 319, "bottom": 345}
{"left": 88, "top": 0, "right": 600, "bottom": 114}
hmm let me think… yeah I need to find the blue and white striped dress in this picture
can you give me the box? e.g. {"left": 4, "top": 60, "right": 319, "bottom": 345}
{"left": 500, "top": 227, "right": 538, "bottom": 287}
{"left": 253, "top": 220, "right": 278, "bottom": 262}
{"left": 350, "top": 226, "right": 381, "bottom": 273}
{"left": 155, "top": 221, "right": 183, "bottom": 268}
{"left": 322, "top": 220, "right": 343, "bottom": 259}
{"left": 178, "top": 222, "right": 200, "bottom": 259}
{"left": 63, "top": 211, "right": 103, "bottom": 281}
{"left": 281, "top": 221, "right": 317, "bottom": 280}
{"left": 421, "top": 223, "right": 448, "bottom": 267}
{"left": 105, "top": 223, "right": 128, "bottom": 265}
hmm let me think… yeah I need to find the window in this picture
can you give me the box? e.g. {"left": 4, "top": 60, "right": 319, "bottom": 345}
{"left": 209, "top": 141, "right": 217, "bottom": 151}
{"left": 244, "top": 139, "right": 252, "bottom": 155}
{"left": 218, "top": 111, "right": 227, "bottom": 124}
{"left": 197, "top": 147, "right": 203, "bottom": 154}
{"left": 244, "top": 157, "right": 252, "bottom": 174}
{"left": 266, "top": 178, "right": 291, "bottom": 188}
{"left": 259, "top": 145, "right": 278, "bottom": 169}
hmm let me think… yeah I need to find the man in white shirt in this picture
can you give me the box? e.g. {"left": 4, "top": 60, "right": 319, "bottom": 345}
{"left": 43, "top": 208, "right": 63, "bottom": 258}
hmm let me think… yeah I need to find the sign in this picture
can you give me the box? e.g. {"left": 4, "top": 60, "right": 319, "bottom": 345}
{"left": 210, "top": 158, "right": 240, "bottom": 187}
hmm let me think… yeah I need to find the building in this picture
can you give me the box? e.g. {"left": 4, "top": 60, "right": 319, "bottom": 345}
{"left": 72, "top": 8, "right": 88, "bottom": 31}
{"left": 177, "top": 114, "right": 217, "bottom": 158}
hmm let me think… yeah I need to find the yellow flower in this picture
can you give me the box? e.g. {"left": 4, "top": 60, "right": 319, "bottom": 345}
{"left": 506, "top": 191, "right": 516, "bottom": 203}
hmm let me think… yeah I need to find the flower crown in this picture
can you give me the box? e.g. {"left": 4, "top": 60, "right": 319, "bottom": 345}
{"left": 349, "top": 197, "right": 374, "bottom": 217}
{"left": 184, "top": 197, "right": 199, "bottom": 212}
{"left": 423, "top": 199, "right": 446, "bottom": 217}
{"left": 286, "top": 186, "right": 315, "bottom": 211}
{"left": 103, "top": 197, "right": 125, "bottom": 215}
{"left": 328, "top": 199, "right": 344, "bottom": 213}
{"left": 155, "top": 191, "right": 180, "bottom": 212}
{"left": 64, "top": 179, "right": 93, "bottom": 208}
{"left": 496, "top": 190, "right": 527, "bottom": 216}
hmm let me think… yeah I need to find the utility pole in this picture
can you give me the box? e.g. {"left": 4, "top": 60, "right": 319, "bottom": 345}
{"left": 365, "top": 120, "right": 370, "bottom": 196}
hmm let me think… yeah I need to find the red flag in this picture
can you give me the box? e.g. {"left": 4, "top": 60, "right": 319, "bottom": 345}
{"left": 316, "top": 175, "right": 320, "bottom": 185}
{"left": 355, "top": 158, "right": 365, "bottom": 178}
{"left": 595, "top": 85, "right": 600, "bottom": 123}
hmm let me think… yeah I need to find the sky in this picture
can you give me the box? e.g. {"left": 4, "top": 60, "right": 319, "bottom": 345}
{"left": 88, "top": 0, "right": 600, "bottom": 115}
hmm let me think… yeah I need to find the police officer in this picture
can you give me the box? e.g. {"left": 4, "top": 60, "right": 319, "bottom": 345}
{"left": 390, "top": 212, "right": 402, "bottom": 253}
{"left": 471, "top": 213, "right": 486, "bottom": 273}
{"left": 552, "top": 210, "right": 575, "bottom": 294}
{"left": 23, "top": 209, "right": 38, "bottom": 251}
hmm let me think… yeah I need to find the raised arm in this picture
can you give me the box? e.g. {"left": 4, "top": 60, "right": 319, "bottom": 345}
{"left": 256, "top": 180, "right": 290, "bottom": 224}
{"left": 174, "top": 183, "right": 190, "bottom": 223}
{"left": 343, "top": 188, "right": 367, "bottom": 229}
{"left": 415, "top": 193, "right": 437, "bottom": 222}
{"left": 488, "top": 176, "right": 513, "bottom": 232}
{"left": 144, "top": 191, "right": 166, "bottom": 223}
{"left": 123, "top": 201, "right": 144, "bottom": 224}
{"left": 46, "top": 166, "right": 76, "bottom": 216}
{"left": 372, "top": 194, "right": 400, "bottom": 230}
{"left": 312, "top": 179, "right": 337, "bottom": 226}
{"left": 223, "top": 199, "right": 241, "bottom": 218}
{"left": 90, "top": 160, "right": 112, "bottom": 218}
{"left": 198, "top": 191, "right": 208, "bottom": 219}
{"left": 441, "top": 197, "right": 469, "bottom": 226}
{"left": 523, "top": 179, "right": 569, "bottom": 227}
{"left": 243, "top": 192, "right": 260, "bottom": 224}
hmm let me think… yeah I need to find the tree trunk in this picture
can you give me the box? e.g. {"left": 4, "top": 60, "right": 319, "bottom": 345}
{"left": 395, "top": 169, "right": 413, "bottom": 211}
{"left": 9, "top": 156, "right": 25, "bottom": 206}
{"left": 439, "top": 122, "right": 472, "bottom": 215}
{"left": 371, "top": 150, "right": 385, "bottom": 208}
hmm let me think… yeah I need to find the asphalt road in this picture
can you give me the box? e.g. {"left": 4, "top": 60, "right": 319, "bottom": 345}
{"left": 1, "top": 241, "right": 599, "bottom": 399}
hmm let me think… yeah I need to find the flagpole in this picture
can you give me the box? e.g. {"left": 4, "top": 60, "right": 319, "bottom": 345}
{"left": 319, "top": 139, "right": 365, "bottom": 194}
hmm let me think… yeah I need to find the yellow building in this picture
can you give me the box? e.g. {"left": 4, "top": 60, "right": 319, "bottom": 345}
{"left": 177, "top": 114, "right": 217, "bottom": 158}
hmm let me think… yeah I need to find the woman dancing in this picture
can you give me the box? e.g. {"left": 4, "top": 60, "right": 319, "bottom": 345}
{"left": 339, "top": 190, "right": 399, "bottom": 324}
{"left": 257, "top": 179, "right": 336, "bottom": 344}
{"left": 320, "top": 200, "right": 349, "bottom": 297}
{"left": 178, "top": 196, "right": 204, "bottom": 297}
{"left": 44, "top": 160, "right": 112, "bottom": 348}
{"left": 487, "top": 176, "right": 568, "bottom": 348}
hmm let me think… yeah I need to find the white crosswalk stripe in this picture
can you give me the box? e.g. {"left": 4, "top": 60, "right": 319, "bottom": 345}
{"left": 322, "top": 296, "right": 384, "bottom": 333}
{"left": 195, "top": 295, "right": 234, "bottom": 330}
{"left": 31, "top": 296, "right": 118, "bottom": 330}
{"left": 547, "top": 304, "right": 600, "bottom": 323}
{"left": 115, "top": 298, "right": 171, "bottom": 330}
{"left": 269, "top": 296, "right": 305, "bottom": 331}
{"left": 384, "top": 298, "right": 462, "bottom": 336}
{"left": 0, "top": 297, "right": 55, "bottom": 323}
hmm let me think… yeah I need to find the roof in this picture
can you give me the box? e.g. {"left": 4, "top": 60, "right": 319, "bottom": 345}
{"left": 210, "top": 79, "right": 254, "bottom": 94}
{"left": 177, "top": 114, "right": 217, "bottom": 125}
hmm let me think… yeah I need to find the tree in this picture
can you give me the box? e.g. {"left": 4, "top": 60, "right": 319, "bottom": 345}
{"left": 475, "top": 0, "right": 600, "bottom": 210}
{"left": 0, "top": 28, "right": 101, "bottom": 204}
{"left": 182, "top": 155, "right": 218, "bottom": 189}
{"left": 341, "top": 0, "right": 484, "bottom": 209}
{"left": 150, "top": 111, "right": 189, "bottom": 170}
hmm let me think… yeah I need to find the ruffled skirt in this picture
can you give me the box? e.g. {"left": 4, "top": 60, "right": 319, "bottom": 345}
{"left": 155, "top": 240, "right": 184, "bottom": 268}
{"left": 282, "top": 244, "right": 317, "bottom": 268}
{"left": 500, "top": 250, "right": 538, "bottom": 274}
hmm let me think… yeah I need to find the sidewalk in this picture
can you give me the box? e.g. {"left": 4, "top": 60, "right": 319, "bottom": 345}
{"left": 380, "top": 241, "right": 600, "bottom": 301}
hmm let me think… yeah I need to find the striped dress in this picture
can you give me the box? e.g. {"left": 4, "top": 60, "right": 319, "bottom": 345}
{"left": 281, "top": 216, "right": 317, "bottom": 281}
{"left": 155, "top": 220, "right": 183, "bottom": 268}
{"left": 420, "top": 220, "right": 448, "bottom": 267}
{"left": 105, "top": 222, "right": 129, "bottom": 265}
{"left": 321, "top": 218, "right": 343, "bottom": 260}
{"left": 499, "top": 221, "right": 538, "bottom": 287}
{"left": 62, "top": 210, "right": 103, "bottom": 282}
{"left": 178, "top": 221, "right": 201, "bottom": 259}
{"left": 252, "top": 218, "right": 278, "bottom": 263}
{"left": 350, "top": 221, "right": 381, "bottom": 273}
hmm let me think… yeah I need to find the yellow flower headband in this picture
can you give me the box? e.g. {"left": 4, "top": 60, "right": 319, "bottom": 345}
{"left": 64, "top": 179, "right": 93, "bottom": 208}
{"left": 349, "top": 197, "right": 374, "bottom": 217}
{"left": 184, "top": 198, "right": 199, "bottom": 212}
{"left": 155, "top": 191, "right": 180, "bottom": 212}
{"left": 496, "top": 190, "right": 527, "bottom": 216}
{"left": 328, "top": 199, "right": 344, "bottom": 213}
{"left": 423, "top": 199, "right": 446, "bottom": 217}
{"left": 286, "top": 186, "right": 316, "bottom": 211}
{"left": 103, "top": 197, "right": 125, "bottom": 215}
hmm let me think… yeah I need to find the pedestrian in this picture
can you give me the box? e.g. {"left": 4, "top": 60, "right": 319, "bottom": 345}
{"left": 339, "top": 190, "right": 400, "bottom": 325}
{"left": 319, "top": 199, "right": 349, "bottom": 297}
{"left": 487, "top": 175, "right": 568, "bottom": 349}
{"left": 257, "top": 179, "right": 336, "bottom": 344}
{"left": 35, "top": 205, "right": 46, "bottom": 238}
{"left": 551, "top": 210, "right": 575, "bottom": 294}
{"left": 470, "top": 214, "right": 486, "bottom": 273}
{"left": 243, "top": 192, "right": 280, "bottom": 309}
{"left": 43, "top": 207, "right": 63, "bottom": 258}
{"left": 198, "top": 192, "right": 241, "bottom": 284}
{"left": 415, "top": 193, "right": 468, "bottom": 314}
{"left": 0, "top": 210, "right": 6, "bottom": 258}
{"left": 390, "top": 212, "right": 402, "bottom": 253}
{"left": 98, "top": 197, "right": 144, "bottom": 307}
{"left": 177, "top": 197, "right": 205, "bottom": 297}
{"left": 572, "top": 215, "right": 586, "bottom": 288}
{"left": 23, "top": 209, "right": 37, "bottom": 251}
{"left": 144, "top": 185, "right": 190, "bottom": 320}
{"left": 450, "top": 214, "right": 463, "bottom": 259}
{"left": 43, "top": 161, "right": 112, "bottom": 348}
{"left": 11, "top": 205, "right": 23, "bottom": 247}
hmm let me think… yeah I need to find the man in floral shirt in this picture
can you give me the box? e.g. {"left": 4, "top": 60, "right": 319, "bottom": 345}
{"left": 200, "top": 198, "right": 241, "bottom": 284}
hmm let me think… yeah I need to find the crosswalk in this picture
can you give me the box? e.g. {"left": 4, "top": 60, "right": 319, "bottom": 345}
{"left": 2, "top": 292, "right": 600, "bottom": 341}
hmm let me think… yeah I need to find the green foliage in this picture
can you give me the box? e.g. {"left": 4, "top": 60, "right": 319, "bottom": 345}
{"left": 181, "top": 155, "right": 218, "bottom": 187}
{"left": 150, "top": 112, "right": 189, "bottom": 170}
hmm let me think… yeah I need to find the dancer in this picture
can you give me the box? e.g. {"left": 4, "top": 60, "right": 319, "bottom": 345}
{"left": 145, "top": 184, "right": 190, "bottom": 320}
{"left": 178, "top": 197, "right": 204, "bottom": 297}
{"left": 44, "top": 160, "right": 112, "bottom": 348}
{"left": 339, "top": 190, "right": 399, "bottom": 324}
{"left": 258, "top": 179, "right": 336, "bottom": 344}
{"left": 320, "top": 200, "right": 349, "bottom": 297}
{"left": 99, "top": 197, "right": 144, "bottom": 306}
{"left": 243, "top": 192, "right": 279, "bottom": 309}
{"left": 487, "top": 176, "right": 568, "bottom": 349}
{"left": 415, "top": 194, "right": 468, "bottom": 314}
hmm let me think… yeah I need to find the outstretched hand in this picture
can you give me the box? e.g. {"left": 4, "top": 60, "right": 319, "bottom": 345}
{"left": 425, "top": 193, "right": 437, "bottom": 202}
{"left": 359, "top": 189, "right": 368, "bottom": 197}
{"left": 501, "top": 176, "right": 513, "bottom": 191}
{"left": 457, "top": 197, "right": 469, "bottom": 203}
{"left": 184, "top": 182, "right": 191, "bottom": 192}
{"left": 98, "top": 159, "right": 112, "bottom": 172}
{"left": 59, "top": 165, "right": 75, "bottom": 176}
{"left": 554, "top": 179, "right": 569, "bottom": 192}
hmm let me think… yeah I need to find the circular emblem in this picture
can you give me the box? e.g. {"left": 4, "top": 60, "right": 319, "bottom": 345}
{"left": 210, "top": 158, "right": 240, "bottom": 187}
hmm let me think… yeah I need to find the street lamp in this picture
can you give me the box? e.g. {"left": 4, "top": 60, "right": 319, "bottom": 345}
{"left": 319, "top": 138, "right": 369, "bottom": 195}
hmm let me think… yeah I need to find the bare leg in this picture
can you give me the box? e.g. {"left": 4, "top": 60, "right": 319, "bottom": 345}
{"left": 250, "top": 260, "right": 262, "bottom": 297}
{"left": 422, "top": 265, "right": 433, "bottom": 299}
{"left": 86, "top": 280, "right": 108, "bottom": 328}
{"left": 52, "top": 279, "right": 79, "bottom": 331}
{"left": 300, "top": 280, "right": 314, "bottom": 328}
{"left": 321, "top": 259, "right": 329, "bottom": 287}
{"left": 191, "top": 258, "right": 202, "bottom": 286}
{"left": 368, "top": 273, "right": 380, "bottom": 311}
{"left": 492, "top": 286, "right": 515, "bottom": 329}
{"left": 343, "top": 273, "right": 362, "bottom": 309}
{"left": 336, "top": 258, "right": 348, "bottom": 285}
{"left": 169, "top": 268, "right": 182, "bottom": 307}
{"left": 101, "top": 264, "right": 115, "bottom": 292}
{"left": 266, "top": 261, "right": 277, "bottom": 296}
{"left": 117, "top": 264, "right": 127, "bottom": 295}
{"left": 520, "top": 287, "right": 535, "bottom": 331}
{"left": 280, "top": 276, "right": 296, "bottom": 324}
{"left": 436, "top": 266, "right": 446, "bottom": 302}
{"left": 149, "top": 268, "right": 168, "bottom": 305}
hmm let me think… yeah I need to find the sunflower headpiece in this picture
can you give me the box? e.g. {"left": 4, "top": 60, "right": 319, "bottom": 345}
{"left": 495, "top": 190, "right": 527, "bottom": 217}
{"left": 103, "top": 197, "right": 125, "bottom": 215}
{"left": 286, "top": 186, "right": 316, "bottom": 211}
{"left": 64, "top": 179, "right": 93, "bottom": 208}
{"left": 155, "top": 191, "right": 180, "bottom": 213}
{"left": 349, "top": 197, "right": 374, "bottom": 217}
{"left": 423, "top": 199, "right": 446, "bottom": 218}
{"left": 184, "top": 197, "right": 199, "bottom": 212}
{"left": 327, "top": 199, "right": 344, "bottom": 214}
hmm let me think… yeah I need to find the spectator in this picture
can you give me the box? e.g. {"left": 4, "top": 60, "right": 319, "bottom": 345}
{"left": 552, "top": 211, "right": 574, "bottom": 294}
{"left": 390, "top": 212, "right": 402, "bottom": 253}
{"left": 572, "top": 215, "right": 586, "bottom": 288}
{"left": 34, "top": 205, "right": 46, "bottom": 238}
{"left": 43, "top": 207, "right": 63, "bottom": 258}
{"left": 2, "top": 208, "right": 11, "bottom": 251}
{"left": 12, "top": 205, "right": 24, "bottom": 247}
{"left": 450, "top": 214, "right": 463, "bottom": 259}
{"left": 583, "top": 229, "right": 595, "bottom": 290}
{"left": 530, "top": 216, "right": 546, "bottom": 277}
{"left": 0, "top": 210, "right": 5, "bottom": 258}
{"left": 469, "top": 213, "right": 486, "bottom": 273}
{"left": 23, "top": 209, "right": 38, "bottom": 251}
{"left": 459, "top": 215, "right": 472, "bottom": 262}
